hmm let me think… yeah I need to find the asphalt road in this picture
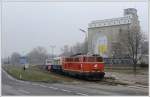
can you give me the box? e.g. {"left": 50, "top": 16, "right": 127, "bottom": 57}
{"left": 2, "top": 69, "right": 148, "bottom": 96}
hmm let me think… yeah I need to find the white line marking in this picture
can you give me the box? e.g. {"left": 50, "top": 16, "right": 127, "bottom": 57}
{"left": 128, "top": 85, "right": 147, "bottom": 89}
{"left": 18, "top": 89, "right": 30, "bottom": 94}
{"left": 76, "top": 92, "right": 88, "bottom": 96}
{"left": 20, "top": 81, "right": 30, "bottom": 84}
{"left": 48, "top": 86, "right": 58, "bottom": 90}
{"left": 61, "top": 89, "right": 72, "bottom": 92}
{"left": 32, "top": 83, "right": 39, "bottom": 86}
{"left": 39, "top": 85, "right": 47, "bottom": 88}
{"left": 3, "top": 69, "right": 15, "bottom": 81}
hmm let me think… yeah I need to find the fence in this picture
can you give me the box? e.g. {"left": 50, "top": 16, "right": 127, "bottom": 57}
{"left": 103, "top": 58, "right": 133, "bottom": 67}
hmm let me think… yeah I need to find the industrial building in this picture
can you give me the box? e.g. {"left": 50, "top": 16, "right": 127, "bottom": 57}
{"left": 88, "top": 8, "right": 140, "bottom": 58}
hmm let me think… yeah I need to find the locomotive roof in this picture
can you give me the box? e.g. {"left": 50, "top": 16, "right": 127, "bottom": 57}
{"left": 64, "top": 54, "right": 102, "bottom": 58}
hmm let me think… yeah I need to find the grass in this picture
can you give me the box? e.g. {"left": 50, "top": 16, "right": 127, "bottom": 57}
{"left": 3, "top": 64, "right": 147, "bottom": 85}
{"left": 3, "top": 65, "right": 76, "bottom": 83}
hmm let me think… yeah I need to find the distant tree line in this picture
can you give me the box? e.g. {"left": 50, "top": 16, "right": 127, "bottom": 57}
{"left": 2, "top": 47, "right": 48, "bottom": 66}
{"left": 2, "top": 41, "right": 88, "bottom": 66}
{"left": 60, "top": 40, "right": 88, "bottom": 57}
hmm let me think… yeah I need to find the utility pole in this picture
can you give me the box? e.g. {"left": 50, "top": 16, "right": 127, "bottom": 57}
{"left": 50, "top": 45, "right": 56, "bottom": 59}
{"left": 79, "top": 28, "right": 88, "bottom": 54}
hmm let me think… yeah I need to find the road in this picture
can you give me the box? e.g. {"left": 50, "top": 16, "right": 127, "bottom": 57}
{"left": 2, "top": 69, "right": 148, "bottom": 96}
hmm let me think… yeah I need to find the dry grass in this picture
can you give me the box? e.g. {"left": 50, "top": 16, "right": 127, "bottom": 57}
{"left": 3, "top": 65, "right": 78, "bottom": 83}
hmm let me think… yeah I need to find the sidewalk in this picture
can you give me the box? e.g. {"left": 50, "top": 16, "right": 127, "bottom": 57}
{"left": 105, "top": 71, "right": 149, "bottom": 87}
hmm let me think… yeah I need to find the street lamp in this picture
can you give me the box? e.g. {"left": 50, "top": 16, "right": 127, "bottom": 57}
{"left": 50, "top": 45, "right": 56, "bottom": 59}
{"left": 79, "top": 28, "right": 88, "bottom": 54}
{"left": 79, "top": 28, "right": 87, "bottom": 40}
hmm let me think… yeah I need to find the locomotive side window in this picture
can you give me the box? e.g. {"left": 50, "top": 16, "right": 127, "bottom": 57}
{"left": 83, "top": 57, "right": 87, "bottom": 62}
{"left": 65, "top": 58, "right": 70, "bottom": 62}
{"left": 67, "top": 58, "right": 70, "bottom": 62}
{"left": 87, "top": 57, "right": 95, "bottom": 62}
{"left": 74, "top": 57, "right": 79, "bottom": 62}
{"left": 97, "top": 57, "right": 103, "bottom": 62}
{"left": 69, "top": 58, "right": 72, "bottom": 62}
{"left": 65, "top": 58, "right": 74, "bottom": 62}
{"left": 65, "top": 58, "right": 68, "bottom": 62}
{"left": 70, "top": 58, "right": 73, "bottom": 62}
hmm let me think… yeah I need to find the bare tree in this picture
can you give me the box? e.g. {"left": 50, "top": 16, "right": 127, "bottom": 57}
{"left": 10, "top": 52, "right": 21, "bottom": 66}
{"left": 79, "top": 28, "right": 88, "bottom": 54}
{"left": 60, "top": 45, "right": 70, "bottom": 56}
{"left": 73, "top": 42, "right": 82, "bottom": 54}
{"left": 118, "top": 26, "right": 143, "bottom": 75}
{"left": 111, "top": 42, "right": 124, "bottom": 58}
{"left": 27, "top": 46, "right": 48, "bottom": 65}
{"left": 61, "top": 42, "right": 88, "bottom": 57}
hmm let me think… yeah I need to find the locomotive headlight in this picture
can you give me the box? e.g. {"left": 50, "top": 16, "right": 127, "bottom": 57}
{"left": 94, "top": 64, "right": 98, "bottom": 68}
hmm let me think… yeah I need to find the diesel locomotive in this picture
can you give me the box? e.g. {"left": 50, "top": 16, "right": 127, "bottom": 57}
{"left": 45, "top": 55, "right": 105, "bottom": 80}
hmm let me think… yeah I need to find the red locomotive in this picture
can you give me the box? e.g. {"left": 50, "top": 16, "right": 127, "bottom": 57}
{"left": 62, "top": 55, "right": 105, "bottom": 79}
{"left": 46, "top": 55, "right": 105, "bottom": 80}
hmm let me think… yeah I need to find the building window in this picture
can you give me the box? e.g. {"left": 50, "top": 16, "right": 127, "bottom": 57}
{"left": 115, "top": 21, "right": 118, "bottom": 24}
{"left": 128, "top": 15, "right": 131, "bottom": 18}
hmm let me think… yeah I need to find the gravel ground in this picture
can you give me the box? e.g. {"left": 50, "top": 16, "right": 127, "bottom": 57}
{"left": 105, "top": 70, "right": 149, "bottom": 86}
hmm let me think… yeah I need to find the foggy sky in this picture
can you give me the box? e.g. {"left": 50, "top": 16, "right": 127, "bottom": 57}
{"left": 1, "top": 1, "right": 148, "bottom": 58}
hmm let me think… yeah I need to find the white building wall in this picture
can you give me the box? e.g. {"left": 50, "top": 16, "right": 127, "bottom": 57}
{"left": 88, "top": 8, "right": 139, "bottom": 58}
